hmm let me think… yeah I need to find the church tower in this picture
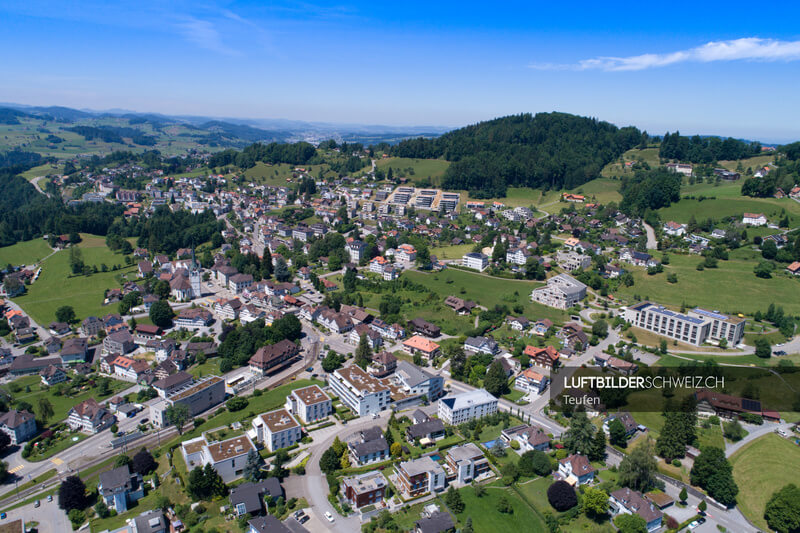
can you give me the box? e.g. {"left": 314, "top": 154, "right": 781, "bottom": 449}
{"left": 190, "top": 247, "right": 202, "bottom": 299}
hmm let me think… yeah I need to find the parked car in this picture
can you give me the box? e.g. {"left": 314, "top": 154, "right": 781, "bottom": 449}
{"left": 34, "top": 500, "right": 40, "bottom": 508}
{"left": 325, "top": 511, "right": 335, "bottom": 522}
{"left": 1, "top": 512, "right": 6, "bottom": 519}
{"left": 47, "top": 494, "right": 53, "bottom": 502}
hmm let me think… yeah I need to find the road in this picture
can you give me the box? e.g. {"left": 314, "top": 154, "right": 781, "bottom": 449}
{"left": 642, "top": 222, "right": 658, "bottom": 249}
{"left": 30, "top": 176, "right": 51, "bottom": 198}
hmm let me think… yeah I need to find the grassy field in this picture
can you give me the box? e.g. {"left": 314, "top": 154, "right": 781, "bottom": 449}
{"left": 613, "top": 253, "right": 800, "bottom": 315}
{"left": 20, "top": 163, "right": 61, "bottom": 181}
{"left": 374, "top": 157, "right": 450, "bottom": 184}
{"left": 0, "top": 238, "right": 53, "bottom": 266}
{"left": 403, "top": 268, "right": 569, "bottom": 324}
{"left": 241, "top": 161, "right": 332, "bottom": 186}
{"left": 430, "top": 243, "right": 475, "bottom": 259}
{"left": 12, "top": 234, "right": 136, "bottom": 324}
{"left": 601, "top": 147, "right": 661, "bottom": 178}
{"left": 566, "top": 177, "right": 623, "bottom": 204}
{"left": 717, "top": 154, "right": 775, "bottom": 172}
{"left": 452, "top": 483, "right": 548, "bottom": 533}
{"left": 4, "top": 374, "right": 130, "bottom": 425}
{"left": 515, "top": 477, "right": 615, "bottom": 532}
{"left": 730, "top": 433, "right": 800, "bottom": 531}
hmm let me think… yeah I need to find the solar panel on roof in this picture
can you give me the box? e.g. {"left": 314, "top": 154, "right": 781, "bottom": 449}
{"left": 742, "top": 398, "right": 762, "bottom": 412}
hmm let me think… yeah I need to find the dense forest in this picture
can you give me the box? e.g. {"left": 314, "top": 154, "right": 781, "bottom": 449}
{"left": 0, "top": 168, "right": 122, "bottom": 246}
{"left": 387, "top": 113, "right": 644, "bottom": 198}
{"left": 619, "top": 168, "right": 682, "bottom": 216}
{"left": 208, "top": 141, "right": 318, "bottom": 169}
{"left": 0, "top": 149, "right": 44, "bottom": 168}
{"left": 65, "top": 125, "right": 157, "bottom": 146}
{"left": 104, "top": 207, "right": 224, "bottom": 255}
{"left": 659, "top": 132, "right": 762, "bottom": 163}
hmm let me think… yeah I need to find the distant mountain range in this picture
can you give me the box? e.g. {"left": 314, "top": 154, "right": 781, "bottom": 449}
{"left": 0, "top": 102, "right": 449, "bottom": 146}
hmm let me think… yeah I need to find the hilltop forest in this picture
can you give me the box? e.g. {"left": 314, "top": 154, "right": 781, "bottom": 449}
{"left": 387, "top": 112, "right": 646, "bottom": 197}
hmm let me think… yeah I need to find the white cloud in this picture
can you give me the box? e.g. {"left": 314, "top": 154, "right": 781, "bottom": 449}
{"left": 531, "top": 37, "right": 800, "bottom": 72}
{"left": 176, "top": 16, "right": 238, "bottom": 55}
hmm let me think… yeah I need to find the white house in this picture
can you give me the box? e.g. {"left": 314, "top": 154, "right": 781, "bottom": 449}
{"left": 284, "top": 385, "right": 332, "bottom": 424}
{"left": 252, "top": 409, "right": 302, "bottom": 452}
{"left": 461, "top": 252, "right": 488, "bottom": 272}
{"left": 438, "top": 389, "right": 497, "bottom": 425}
{"left": 742, "top": 212, "right": 767, "bottom": 226}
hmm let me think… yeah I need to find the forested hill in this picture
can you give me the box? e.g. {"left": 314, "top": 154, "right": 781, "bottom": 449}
{"left": 389, "top": 112, "right": 645, "bottom": 198}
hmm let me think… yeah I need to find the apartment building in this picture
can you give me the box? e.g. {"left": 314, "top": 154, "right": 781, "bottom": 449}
{"left": 396, "top": 456, "right": 446, "bottom": 498}
{"left": 252, "top": 408, "right": 302, "bottom": 452}
{"left": 624, "top": 302, "right": 745, "bottom": 347}
{"left": 556, "top": 250, "right": 592, "bottom": 272}
{"left": 461, "top": 252, "right": 489, "bottom": 272}
{"left": 438, "top": 389, "right": 497, "bottom": 425}
{"left": 284, "top": 385, "right": 332, "bottom": 424}
{"left": 181, "top": 434, "right": 256, "bottom": 483}
{"left": 531, "top": 273, "right": 587, "bottom": 309}
{"left": 342, "top": 471, "right": 388, "bottom": 509}
{"left": 150, "top": 375, "right": 226, "bottom": 427}
{"left": 446, "top": 443, "right": 489, "bottom": 484}
{"left": 328, "top": 365, "right": 391, "bottom": 416}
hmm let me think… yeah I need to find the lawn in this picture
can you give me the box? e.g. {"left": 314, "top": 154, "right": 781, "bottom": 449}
{"left": 374, "top": 157, "right": 450, "bottom": 185}
{"left": 403, "top": 269, "right": 568, "bottom": 324}
{"left": 242, "top": 161, "right": 332, "bottom": 186}
{"left": 566, "top": 177, "right": 623, "bottom": 205}
{"left": 0, "top": 238, "right": 53, "bottom": 266}
{"left": 12, "top": 233, "right": 137, "bottom": 324}
{"left": 730, "top": 433, "right": 800, "bottom": 531}
{"left": 658, "top": 191, "right": 800, "bottom": 226}
{"left": 4, "top": 374, "right": 130, "bottom": 426}
{"left": 612, "top": 253, "right": 800, "bottom": 315}
{"left": 453, "top": 483, "right": 548, "bottom": 533}
{"left": 430, "top": 243, "right": 476, "bottom": 260}
{"left": 601, "top": 147, "right": 661, "bottom": 178}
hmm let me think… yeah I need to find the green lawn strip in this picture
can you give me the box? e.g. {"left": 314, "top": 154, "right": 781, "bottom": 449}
{"left": 730, "top": 433, "right": 800, "bottom": 531}
{"left": 453, "top": 483, "right": 547, "bottom": 532}
{"left": 0, "top": 238, "right": 54, "bottom": 266}
{"left": 403, "top": 269, "right": 568, "bottom": 324}
{"left": 613, "top": 252, "right": 800, "bottom": 315}
{"left": 6, "top": 374, "right": 131, "bottom": 427}
{"left": 12, "top": 234, "right": 137, "bottom": 325}
{"left": 26, "top": 432, "right": 89, "bottom": 462}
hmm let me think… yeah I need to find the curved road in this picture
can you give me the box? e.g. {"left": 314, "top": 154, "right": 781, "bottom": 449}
{"left": 642, "top": 222, "right": 658, "bottom": 249}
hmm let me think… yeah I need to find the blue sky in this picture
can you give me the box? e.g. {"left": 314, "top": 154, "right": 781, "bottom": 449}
{"left": 2, "top": 1, "right": 800, "bottom": 141}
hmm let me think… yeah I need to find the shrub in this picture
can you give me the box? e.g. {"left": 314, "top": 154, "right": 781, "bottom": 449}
{"left": 547, "top": 480, "right": 578, "bottom": 511}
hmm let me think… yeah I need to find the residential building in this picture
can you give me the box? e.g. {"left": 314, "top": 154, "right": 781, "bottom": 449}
{"left": 348, "top": 426, "right": 390, "bottom": 465}
{"left": 229, "top": 273, "right": 254, "bottom": 294}
{"left": 67, "top": 398, "right": 116, "bottom": 433}
{"left": 446, "top": 443, "right": 489, "bottom": 484}
{"left": 329, "top": 365, "right": 391, "bottom": 416}
{"left": 396, "top": 456, "right": 446, "bottom": 497}
{"left": 438, "top": 389, "right": 497, "bottom": 425}
{"left": 501, "top": 424, "right": 551, "bottom": 452}
{"left": 742, "top": 212, "right": 767, "bottom": 226}
{"left": 531, "top": 274, "right": 587, "bottom": 309}
{"left": 134, "top": 324, "right": 162, "bottom": 345}
{"left": 131, "top": 509, "right": 167, "bottom": 533}
{"left": 60, "top": 337, "right": 88, "bottom": 363}
{"left": 40, "top": 365, "right": 67, "bottom": 386}
{"left": 248, "top": 339, "right": 300, "bottom": 376}
{"left": 150, "top": 375, "right": 226, "bottom": 427}
{"left": 556, "top": 250, "right": 591, "bottom": 272}
{"left": 284, "top": 385, "right": 332, "bottom": 424}
{"left": 524, "top": 345, "right": 560, "bottom": 369}
{"left": 444, "top": 296, "right": 475, "bottom": 315}
{"left": 174, "top": 307, "right": 214, "bottom": 329}
{"left": 81, "top": 316, "right": 103, "bottom": 337}
{"left": 247, "top": 515, "right": 293, "bottom": 533}
{"left": 405, "top": 415, "right": 446, "bottom": 445}
{"left": 0, "top": 409, "right": 36, "bottom": 444}
{"left": 463, "top": 336, "right": 498, "bottom": 356}
{"left": 368, "top": 351, "right": 397, "bottom": 378}
{"left": 342, "top": 471, "right": 388, "bottom": 509}
{"left": 514, "top": 368, "right": 550, "bottom": 394}
{"left": 252, "top": 408, "right": 302, "bottom": 452}
{"left": 663, "top": 221, "right": 687, "bottom": 236}
{"left": 347, "top": 240, "right": 367, "bottom": 263}
{"left": 408, "top": 318, "right": 441, "bottom": 338}
{"left": 152, "top": 371, "right": 194, "bottom": 398}
{"left": 688, "top": 308, "right": 746, "bottom": 346}
{"left": 98, "top": 465, "right": 144, "bottom": 513}
{"left": 215, "top": 298, "right": 243, "bottom": 320}
{"left": 403, "top": 335, "right": 441, "bottom": 360}
{"left": 558, "top": 454, "right": 595, "bottom": 485}
{"left": 624, "top": 302, "right": 745, "bottom": 347}
{"left": 181, "top": 434, "right": 256, "bottom": 482}
{"left": 461, "top": 252, "right": 488, "bottom": 271}
{"left": 393, "top": 360, "right": 445, "bottom": 402}
{"left": 609, "top": 488, "right": 664, "bottom": 532}
{"left": 103, "top": 329, "right": 136, "bottom": 355}
{"left": 229, "top": 479, "right": 283, "bottom": 517}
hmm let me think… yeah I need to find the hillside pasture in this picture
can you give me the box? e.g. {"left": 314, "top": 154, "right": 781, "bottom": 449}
{"left": 0, "top": 238, "right": 53, "bottom": 266}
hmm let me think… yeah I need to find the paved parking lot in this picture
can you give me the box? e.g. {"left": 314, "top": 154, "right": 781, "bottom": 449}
{"left": 3, "top": 497, "right": 70, "bottom": 533}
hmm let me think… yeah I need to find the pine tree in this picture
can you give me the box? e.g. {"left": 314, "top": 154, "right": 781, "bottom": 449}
{"left": 243, "top": 449, "right": 263, "bottom": 482}
{"left": 589, "top": 427, "right": 606, "bottom": 461}
{"left": 384, "top": 427, "right": 394, "bottom": 448}
{"left": 354, "top": 334, "right": 372, "bottom": 369}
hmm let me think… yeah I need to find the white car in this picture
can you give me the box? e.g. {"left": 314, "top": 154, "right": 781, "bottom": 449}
{"left": 688, "top": 521, "right": 699, "bottom": 530}
{"left": 325, "top": 511, "right": 335, "bottom": 522}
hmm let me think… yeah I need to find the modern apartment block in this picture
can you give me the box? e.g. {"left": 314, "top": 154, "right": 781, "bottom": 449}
{"left": 446, "top": 443, "right": 490, "bottom": 484}
{"left": 624, "top": 302, "right": 746, "bottom": 347}
{"left": 395, "top": 456, "right": 446, "bottom": 497}
{"left": 438, "top": 389, "right": 498, "bottom": 425}
{"left": 252, "top": 408, "right": 302, "bottom": 452}
{"left": 284, "top": 385, "right": 332, "bottom": 424}
{"left": 150, "top": 375, "right": 226, "bottom": 427}
{"left": 531, "top": 273, "right": 587, "bottom": 309}
{"left": 342, "top": 471, "right": 388, "bottom": 509}
{"left": 328, "top": 365, "right": 391, "bottom": 416}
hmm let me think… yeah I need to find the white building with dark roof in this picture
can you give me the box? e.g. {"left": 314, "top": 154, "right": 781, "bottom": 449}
{"left": 437, "top": 389, "right": 497, "bottom": 425}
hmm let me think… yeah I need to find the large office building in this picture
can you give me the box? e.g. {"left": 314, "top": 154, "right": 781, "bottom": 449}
{"left": 624, "top": 302, "right": 746, "bottom": 347}
{"left": 531, "top": 274, "right": 587, "bottom": 309}
{"left": 150, "top": 375, "right": 226, "bottom": 427}
{"left": 438, "top": 389, "right": 498, "bottom": 425}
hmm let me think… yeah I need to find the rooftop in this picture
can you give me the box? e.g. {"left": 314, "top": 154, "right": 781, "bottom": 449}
{"left": 206, "top": 435, "right": 255, "bottom": 462}
{"left": 260, "top": 408, "right": 300, "bottom": 433}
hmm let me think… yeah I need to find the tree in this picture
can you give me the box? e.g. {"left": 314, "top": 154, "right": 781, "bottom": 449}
{"left": 354, "top": 334, "right": 372, "bottom": 370}
{"left": 320, "top": 447, "right": 340, "bottom": 474}
{"left": 762, "top": 239, "right": 778, "bottom": 260}
{"left": 114, "top": 454, "right": 132, "bottom": 468}
{"left": 243, "top": 449, "right": 264, "bottom": 482}
{"left": 755, "top": 337, "right": 772, "bottom": 359}
{"left": 132, "top": 448, "right": 158, "bottom": 476}
{"left": 444, "top": 486, "right": 464, "bottom": 513}
{"left": 563, "top": 411, "right": 595, "bottom": 455}
{"left": 497, "top": 495, "right": 513, "bottom": 514}
{"left": 94, "top": 500, "right": 110, "bottom": 519}
{"left": 608, "top": 418, "right": 627, "bottom": 447}
{"left": 589, "top": 426, "right": 606, "bottom": 461}
{"left": 765, "top": 484, "right": 800, "bottom": 533}
{"left": 165, "top": 404, "right": 190, "bottom": 434}
{"left": 187, "top": 464, "right": 228, "bottom": 500}
{"left": 227, "top": 396, "right": 249, "bottom": 412}
{"left": 321, "top": 351, "right": 344, "bottom": 373}
{"left": 274, "top": 257, "right": 290, "bottom": 282}
{"left": 582, "top": 487, "right": 609, "bottom": 517}
{"left": 0, "top": 432, "right": 10, "bottom": 453}
{"left": 591, "top": 319, "right": 609, "bottom": 339}
{"left": 698, "top": 500, "right": 707, "bottom": 513}
{"left": 484, "top": 359, "right": 510, "bottom": 397}
{"left": 722, "top": 420, "right": 746, "bottom": 442}
{"left": 619, "top": 440, "right": 658, "bottom": 493}
{"left": 690, "top": 447, "right": 738, "bottom": 506}
{"left": 547, "top": 480, "right": 578, "bottom": 511}
{"left": 679, "top": 487, "right": 688, "bottom": 504}
{"left": 615, "top": 513, "right": 648, "bottom": 533}
{"left": 343, "top": 267, "right": 356, "bottom": 293}
{"left": 390, "top": 442, "right": 402, "bottom": 457}
{"left": 58, "top": 475, "right": 87, "bottom": 511}
{"left": 463, "top": 517, "right": 474, "bottom": 533}
{"left": 149, "top": 299, "right": 174, "bottom": 328}
{"left": 55, "top": 305, "right": 75, "bottom": 324}
{"left": 518, "top": 450, "right": 552, "bottom": 477}
{"left": 384, "top": 427, "right": 394, "bottom": 448}
{"left": 37, "top": 397, "right": 54, "bottom": 426}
